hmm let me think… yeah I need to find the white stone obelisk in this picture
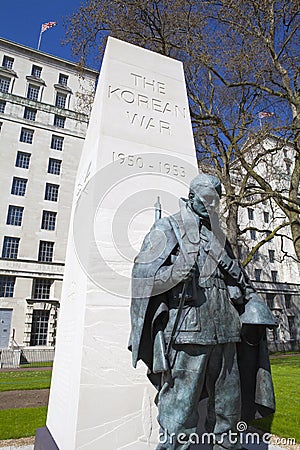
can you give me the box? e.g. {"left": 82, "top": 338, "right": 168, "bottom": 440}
{"left": 37, "top": 37, "right": 198, "bottom": 450}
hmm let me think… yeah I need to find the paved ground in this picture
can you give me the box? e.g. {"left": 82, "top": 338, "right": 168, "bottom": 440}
{"left": 0, "top": 441, "right": 295, "bottom": 450}
{"left": 0, "top": 446, "right": 33, "bottom": 450}
{"left": 0, "top": 436, "right": 34, "bottom": 449}
{"left": 0, "top": 435, "right": 299, "bottom": 450}
{"left": 0, "top": 367, "right": 51, "bottom": 373}
{"left": 0, "top": 389, "right": 49, "bottom": 410}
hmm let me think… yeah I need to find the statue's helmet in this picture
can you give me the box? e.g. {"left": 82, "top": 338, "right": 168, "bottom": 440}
{"left": 240, "top": 295, "right": 278, "bottom": 328}
{"left": 190, "top": 174, "right": 222, "bottom": 196}
{"left": 189, "top": 174, "right": 222, "bottom": 209}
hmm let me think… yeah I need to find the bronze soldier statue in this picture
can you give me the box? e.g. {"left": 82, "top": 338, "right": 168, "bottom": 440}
{"left": 129, "top": 174, "right": 276, "bottom": 450}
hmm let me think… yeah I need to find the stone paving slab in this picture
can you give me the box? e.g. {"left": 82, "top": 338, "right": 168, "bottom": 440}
{"left": 0, "top": 442, "right": 286, "bottom": 450}
{"left": 0, "top": 446, "right": 33, "bottom": 450}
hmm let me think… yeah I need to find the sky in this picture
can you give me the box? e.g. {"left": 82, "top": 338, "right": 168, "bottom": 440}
{"left": 1, "top": 0, "right": 99, "bottom": 70}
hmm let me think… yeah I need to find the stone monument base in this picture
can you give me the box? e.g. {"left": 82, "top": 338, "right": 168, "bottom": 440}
{"left": 36, "top": 37, "right": 198, "bottom": 450}
{"left": 34, "top": 427, "right": 59, "bottom": 450}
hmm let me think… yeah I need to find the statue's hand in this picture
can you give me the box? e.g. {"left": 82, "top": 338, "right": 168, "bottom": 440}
{"left": 183, "top": 263, "right": 196, "bottom": 282}
{"left": 171, "top": 262, "right": 197, "bottom": 285}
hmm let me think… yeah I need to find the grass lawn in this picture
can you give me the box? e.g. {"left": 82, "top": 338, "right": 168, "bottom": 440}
{"left": 252, "top": 355, "right": 300, "bottom": 443}
{"left": 20, "top": 362, "right": 53, "bottom": 369}
{"left": 0, "top": 356, "right": 298, "bottom": 442}
{"left": 0, "top": 369, "right": 52, "bottom": 392}
{"left": 0, "top": 407, "right": 47, "bottom": 440}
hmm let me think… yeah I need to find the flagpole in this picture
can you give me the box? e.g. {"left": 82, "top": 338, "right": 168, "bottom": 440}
{"left": 37, "top": 27, "right": 43, "bottom": 51}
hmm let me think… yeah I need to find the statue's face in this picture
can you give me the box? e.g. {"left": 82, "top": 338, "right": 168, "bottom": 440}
{"left": 188, "top": 187, "right": 219, "bottom": 219}
{"left": 188, "top": 190, "right": 209, "bottom": 218}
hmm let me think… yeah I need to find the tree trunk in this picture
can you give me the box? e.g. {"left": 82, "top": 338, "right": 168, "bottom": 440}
{"left": 224, "top": 191, "right": 239, "bottom": 258}
{"left": 289, "top": 214, "right": 300, "bottom": 261}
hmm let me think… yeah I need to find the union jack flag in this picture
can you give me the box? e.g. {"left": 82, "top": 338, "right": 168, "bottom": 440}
{"left": 41, "top": 21, "right": 57, "bottom": 33}
{"left": 258, "top": 111, "right": 274, "bottom": 118}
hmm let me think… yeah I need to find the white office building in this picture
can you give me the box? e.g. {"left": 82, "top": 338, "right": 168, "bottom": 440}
{"left": 0, "top": 37, "right": 97, "bottom": 351}
{"left": 235, "top": 136, "right": 300, "bottom": 349}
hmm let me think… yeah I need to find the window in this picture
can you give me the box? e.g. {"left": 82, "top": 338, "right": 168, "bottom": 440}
{"left": 30, "top": 310, "right": 50, "bottom": 346}
{"left": 50, "top": 135, "right": 63, "bottom": 151}
{"left": 0, "top": 276, "right": 15, "bottom": 297}
{"left": 253, "top": 251, "right": 259, "bottom": 261}
{"left": 247, "top": 208, "right": 254, "bottom": 220}
{"left": 11, "top": 177, "right": 27, "bottom": 196}
{"left": 2, "top": 237, "right": 20, "bottom": 259}
{"left": 271, "top": 326, "right": 279, "bottom": 342}
{"left": 38, "top": 241, "right": 54, "bottom": 262}
{"left": 15, "top": 151, "right": 31, "bottom": 169}
{"left": 263, "top": 211, "right": 269, "bottom": 223}
{"left": 31, "top": 65, "right": 42, "bottom": 78}
{"left": 45, "top": 183, "right": 59, "bottom": 202}
{"left": 285, "top": 294, "right": 292, "bottom": 309}
{"left": 268, "top": 249, "right": 275, "bottom": 263}
{"left": 27, "top": 84, "right": 40, "bottom": 101}
{"left": 2, "top": 56, "right": 14, "bottom": 69}
{"left": 266, "top": 230, "right": 272, "bottom": 237}
{"left": 288, "top": 316, "right": 297, "bottom": 339}
{"left": 266, "top": 293, "right": 275, "bottom": 309}
{"left": 58, "top": 73, "right": 68, "bottom": 86}
{"left": 237, "top": 245, "right": 242, "bottom": 259}
{"left": 48, "top": 158, "right": 61, "bottom": 175}
{"left": 24, "top": 107, "right": 37, "bottom": 121}
{"left": 23, "top": 107, "right": 37, "bottom": 121}
{"left": 33, "top": 279, "right": 52, "bottom": 299}
{"left": 0, "top": 76, "right": 10, "bottom": 93}
{"left": 254, "top": 268, "right": 261, "bottom": 281}
{"left": 55, "top": 93, "right": 67, "bottom": 109}
{"left": 41, "top": 211, "right": 57, "bottom": 231}
{"left": 54, "top": 115, "right": 65, "bottom": 128}
{"left": 250, "top": 229, "right": 256, "bottom": 240}
{"left": 271, "top": 270, "right": 277, "bottom": 282}
{"left": 285, "top": 160, "right": 292, "bottom": 174}
{"left": 20, "top": 128, "right": 34, "bottom": 144}
{"left": 6, "top": 205, "right": 24, "bottom": 226}
{"left": 0, "top": 100, "right": 5, "bottom": 113}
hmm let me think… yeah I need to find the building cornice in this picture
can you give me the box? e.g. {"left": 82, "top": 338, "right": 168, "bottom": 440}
{"left": 0, "top": 258, "right": 65, "bottom": 279}
{"left": 0, "top": 66, "right": 18, "bottom": 78}
{"left": 0, "top": 37, "right": 99, "bottom": 79}
{"left": 253, "top": 280, "right": 300, "bottom": 294}
{"left": 26, "top": 75, "right": 46, "bottom": 86}
{"left": 0, "top": 91, "right": 89, "bottom": 124}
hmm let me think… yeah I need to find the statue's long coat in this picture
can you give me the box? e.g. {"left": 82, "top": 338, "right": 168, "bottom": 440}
{"left": 129, "top": 204, "right": 275, "bottom": 421}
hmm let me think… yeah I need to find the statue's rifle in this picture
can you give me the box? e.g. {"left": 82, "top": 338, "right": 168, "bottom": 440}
{"left": 154, "top": 196, "right": 161, "bottom": 223}
{"left": 152, "top": 196, "right": 188, "bottom": 373}
{"left": 152, "top": 197, "right": 169, "bottom": 373}
{"left": 166, "top": 282, "right": 187, "bottom": 357}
